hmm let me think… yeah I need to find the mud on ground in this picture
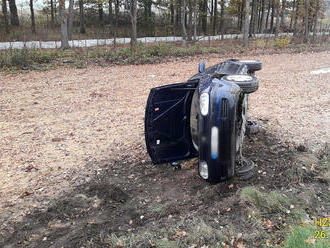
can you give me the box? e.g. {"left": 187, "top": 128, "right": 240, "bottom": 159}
{"left": 0, "top": 51, "right": 329, "bottom": 247}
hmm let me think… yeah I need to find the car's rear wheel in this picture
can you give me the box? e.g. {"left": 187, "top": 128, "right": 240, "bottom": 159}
{"left": 222, "top": 74, "right": 259, "bottom": 94}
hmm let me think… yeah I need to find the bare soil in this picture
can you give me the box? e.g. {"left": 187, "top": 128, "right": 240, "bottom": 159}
{"left": 0, "top": 51, "right": 329, "bottom": 247}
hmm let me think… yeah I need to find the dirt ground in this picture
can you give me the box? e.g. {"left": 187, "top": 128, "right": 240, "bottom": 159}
{"left": 0, "top": 51, "right": 329, "bottom": 247}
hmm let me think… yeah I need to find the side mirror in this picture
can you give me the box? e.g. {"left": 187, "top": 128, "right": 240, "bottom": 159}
{"left": 198, "top": 61, "right": 205, "bottom": 73}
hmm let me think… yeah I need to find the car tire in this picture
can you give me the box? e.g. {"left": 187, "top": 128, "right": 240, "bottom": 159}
{"left": 239, "top": 60, "right": 262, "bottom": 72}
{"left": 222, "top": 74, "right": 259, "bottom": 94}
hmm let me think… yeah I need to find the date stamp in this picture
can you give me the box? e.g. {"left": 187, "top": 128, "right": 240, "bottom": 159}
{"left": 313, "top": 217, "right": 329, "bottom": 239}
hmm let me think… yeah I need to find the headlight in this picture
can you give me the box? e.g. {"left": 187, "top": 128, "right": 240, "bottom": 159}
{"left": 200, "top": 93, "right": 209, "bottom": 116}
{"left": 199, "top": 161, "right": 209, "bottom": 179}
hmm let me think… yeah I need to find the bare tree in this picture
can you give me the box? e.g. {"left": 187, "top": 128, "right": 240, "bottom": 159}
{"left": 79, "top": 0, "right": 85, "bottom": 33}
{"left": 193, "top": 0, "right": 198, "bottom": 40}
{"left": 108, "top": 0, "right": 113, "bottom": 24}
{"left": 220, "top": 0, "right": 225, "bottom": 38}
{"left": 259, "top": 0, "right": 266, "bottom": 33}
{"left": 243, "top": 0, "right": 251, "bottom": 46}
{"left": 29, "top": 0, "right": 36, "bottom": 33}
{"left": 181, "top": 0, "right": 187, "bottom": 47}
{"left": 274, "top": 0, "right": 280, "bottom": 37}
{"left": 130, "top": 0, "right": 137, "bottom": 49}
{"left": 213, "top": 0, "right": 218, "bottom": 35}
{"left": 304, "top": 0, "right": 309, "bottom": 42}
{"left": 59, "top": 0, "right": 69, "bottom": 49}
{"left": 98, "top": 1, "right": 104, "bottom": 25}
{"left": 50, "top": 0, "right": 55, "bottom": 28}
{"left": 68, "top": 0, "right": 74, "bottom": 40}
{"left": 9, "top": 0, "right": 19, "bottom": 26}
{"left": 1, "top": 0, "right": 9, "bottom": 33}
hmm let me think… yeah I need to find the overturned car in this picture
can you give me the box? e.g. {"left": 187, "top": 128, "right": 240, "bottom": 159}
{"left": 145, "top": 59, "right": 262, "bottom": 183}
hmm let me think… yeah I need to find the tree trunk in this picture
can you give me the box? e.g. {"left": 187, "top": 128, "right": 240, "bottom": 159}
{"left": 59, "top": 0, "right": 69, "bottom": 49}
{"left": 181, "top": 0, "right": 187, "bottom": 47}
{"left": 213, "top": 0, "right": 218, "bottom": 35}
{"left": 290, "top": 0, "right": 295, "bottom": 29}
{"left": 79, "top": 0, "right": 85, "bottom": 33}
{"left": 265, "top": 0, "right": 271, "bottom": 31}
{"left": 130, "top": 0, "right": 137, "bottom": 50}
{"left": 176, "top": 0, "right": 182, "bottom": 28}
{"left": 201, "top": 0, "right": 207, "bottom": 34}
{"left": 304, "top": 0, "right": 309, "bottom": 42}
{"left": 29, "top": 0, "right": 36, "bottom": 33}
{"left": 1, "top": 0, "right": 9, "bottom": 33}
{"left": 108, "top": 0, "right": 113, "bottom": 24}
{"left": 243, "top": 0, "right": 251, "bottom": 46}
{"left": 280, "top": 0, "right": 286, "bottom": 27}
{"left": 259, "top": 0, "right": 265, "bottom": 33}
{"left": 68, "top": 0, "right": 74, "bottom": 40}
{"left": 220, "top": 0, "right": 225, "bottom": 37}
{"left": 249, "top": 0, "right": 256, "bottom": 36}
{"left": 170, "top": 0, "right": 174, "bottom": 25}
{"left": 193, "top": 0, "right": 198, "bottom": 40}
{"left": 312, "top": 0, "right": 319, "bottom": 41}
{"left": 98, "top": 2, "right": 104, "bottom": 25}
{"left": 274, "top": 0, "right": 280, "bottom": 36}
{"left": 293, "top": 0, "right": 299, "bottom": 35}
{"left": 50, "top": 0, "right": 55, "bottom": 28}
{"left": 188, "top": 0, "right": 193, "bottom": 40}
{"left": 270, "top": 0, "right": 275, "bottom": 32}
{"left": 9, "top": 0, "right": 19, "bottom": 26}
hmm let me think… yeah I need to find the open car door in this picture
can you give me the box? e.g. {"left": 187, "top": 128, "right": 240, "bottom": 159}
{"left": 145, "top": 81, "right": 199, "bottom": 164}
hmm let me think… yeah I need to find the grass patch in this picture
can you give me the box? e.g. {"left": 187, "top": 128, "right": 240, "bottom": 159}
{"left": 283, "top": 225, "right": 330, "bottom": 248}
{"left": 240, "top": 186, "right": 293, "bottom": 215}
{"left": 105, "top": 217, "right": 225, "bottom": 248}
{"left": 1, "top": 38, "right": 329, "bottom": 72}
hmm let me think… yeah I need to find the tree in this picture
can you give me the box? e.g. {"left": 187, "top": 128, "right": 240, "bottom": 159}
{"left": 9, "top": 0, "right": 19, "bottom": 26}
{"left": 59, "top": 0, "right": 69, "bottom": 49}
{"left": 130, "top": 0, "right": 137, "bottom": 49}
{"left": 98, "top": 1, "right": 104, "bottom": 25}
{"left": 213, "top": 0, "right": 218, "bottom": 35}
{"left": 193, "top": 0, "right": 198, "bottom": 40}
{"left": 50, "top": 0, "right": 55, "bottom": 28}
{"left": 243, "top": 0, "right": 251, "bottom": 46}
{"left": 259, "top": 0, "right": 266, "bottom": 33}
{"left": 304, "top": 0, "right": 309, "bottom": 42}
{"left": 68, "top": 0, "right": 74, "bottom": 40}
{"left": 30, "top": 0, "right": 36, "bottom": 33}
{"left": 181, "top": 0, "right": 188, "bottom": 46}
{"left": 1, "top": 0, "right": 9, "bottom": 33}
{"left": 79, "top": 0, "right": 85, "bottom": 33}
{"left": 108, "top": 0, "right": 113, "bottom": 24}
{"left": 220, "top": 0, "right": 225, "bottom": 37}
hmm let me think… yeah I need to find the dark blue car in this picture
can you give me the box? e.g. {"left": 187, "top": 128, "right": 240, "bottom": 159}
{"left": 145, "top": 59, "right": 262, "bottom": 183}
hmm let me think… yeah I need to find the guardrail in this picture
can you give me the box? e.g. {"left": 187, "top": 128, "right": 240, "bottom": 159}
{"left": 0, "top": 32, "right": 328, "bottom": 50}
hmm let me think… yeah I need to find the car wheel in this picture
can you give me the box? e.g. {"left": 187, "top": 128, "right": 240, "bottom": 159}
{"left": 239, "top": 60, "right": 262, "bottom": 72}
{"left": 222, "top": 74, "right": 259, "bottom": 94}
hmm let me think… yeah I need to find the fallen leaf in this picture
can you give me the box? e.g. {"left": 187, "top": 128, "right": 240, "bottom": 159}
{"left": 237, "top": 233, "right": 243, "bottom": 240}
{"left": 228, "top": 184, "right": 234, "bottom": 189}
{"left": 234, "top": 240, "right": 246, "bottom": 248}
{"left": 305, "top": 237, "right": 316, "bottom": 245}
{"left": 226, "top": 208, "right": 231, "bottom": 212}
{"left": 265, "top": 220, "right": 272, "bottom": 229}
{"left": 116, "top": 241, "right": 123, "bottom": 247}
